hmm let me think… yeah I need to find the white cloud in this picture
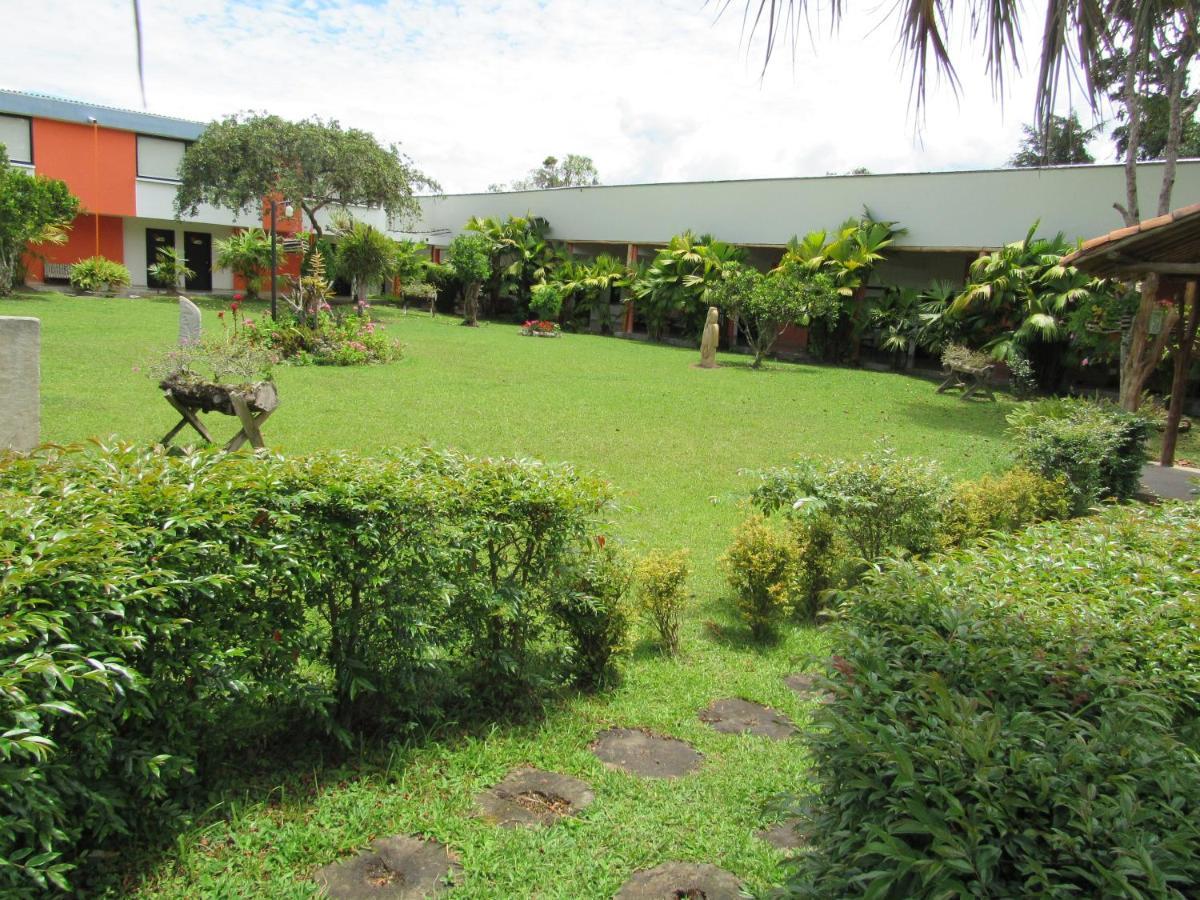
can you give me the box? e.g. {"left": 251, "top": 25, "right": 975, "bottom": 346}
{"left": 0, "top": 0, "right": 1115, "bottom": 193}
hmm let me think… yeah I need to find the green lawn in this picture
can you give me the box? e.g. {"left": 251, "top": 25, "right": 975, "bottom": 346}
{"left": 1, "top": 291, "right": 1018, "bottom": 897}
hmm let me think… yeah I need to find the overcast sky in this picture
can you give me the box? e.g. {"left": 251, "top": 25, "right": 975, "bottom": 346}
{"left": 2, "top": 0, "right": 1116, "bottom": 193}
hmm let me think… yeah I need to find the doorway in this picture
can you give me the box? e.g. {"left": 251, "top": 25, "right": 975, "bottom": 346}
{"left": 145, "top": 228, "right": 175, "bottom": 289}
{"left": 184, "top": 232, "right": 213, "bottom": 292}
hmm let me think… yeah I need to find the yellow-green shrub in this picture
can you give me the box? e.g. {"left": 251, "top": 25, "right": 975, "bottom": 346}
{"left": 942, "top": 467, "right": 1071, "bottom": 547}
{"left": 634, "top": 549, "right": 690, "bottom": 655}
{"left": 721, "top": 515, "right": 798, "bottom": 638}
{"left": 789, "top": 513, "right": 852, "bottom": 622}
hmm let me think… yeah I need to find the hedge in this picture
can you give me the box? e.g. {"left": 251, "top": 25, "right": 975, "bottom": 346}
{"left": 786, "top": 502, "right": 1200, "bottom": 898}
{"left": 0, "top": 443, "right": 616, "bottom": 893}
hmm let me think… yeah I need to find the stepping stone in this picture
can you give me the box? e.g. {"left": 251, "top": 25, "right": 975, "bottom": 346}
{"left": 756, "top": 817, "right": 810, "bottom": 851}
{"left": 314, "top": 835, "right": 461, "bottom": 898}
{"left": 474, "top": 766, "right": 594, "bottom": 827}
{"left": 784, "top": 672, "right": 834, "bottom": 703}
{"left": 699, "top": 698, "right": 796, "bottom": 739}
{"left": 590, "top": 727, "right": 703, "bottom": 778}
{"left": 615, "top": 862, "right": 743, "bottom": 899}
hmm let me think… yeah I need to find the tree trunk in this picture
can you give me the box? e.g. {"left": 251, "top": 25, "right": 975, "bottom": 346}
{"left": 1157, "top": 66, "right": 1189, "bottom": 216}
{"left": 1119, "top": 276, "right": 1178, "bottom": 410}
{"left": 1116, "top": 40, "right": 1144, "bottom": 227}
{"left": 463, "top": 281, "right": 480, "bottom": 326}
{"left": 1161, "top": 281, "right": 1199, "bottom": 466}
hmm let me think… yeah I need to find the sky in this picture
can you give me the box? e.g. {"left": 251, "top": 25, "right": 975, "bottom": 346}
{"left": 1, "top": 0, "right": 1118, "bottom": 194}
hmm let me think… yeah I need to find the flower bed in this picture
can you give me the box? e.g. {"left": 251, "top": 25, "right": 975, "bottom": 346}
{"left": 521, "top": 319, "right": 561, "bottom": 337}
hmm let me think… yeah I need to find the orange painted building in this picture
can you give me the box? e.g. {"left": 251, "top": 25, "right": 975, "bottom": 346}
{"left": 1, "top": 89, "right": 273, "bottom": 292}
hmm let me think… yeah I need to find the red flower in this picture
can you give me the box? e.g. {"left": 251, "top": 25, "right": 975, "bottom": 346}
{"left": 233, "top": 292, "right": 244, "bottom": 301}
{"left": 596, "top": 535, "right": 606, "bottom": 549}
{"left": 230, "top": 300, "right": 241, "bottom": 312}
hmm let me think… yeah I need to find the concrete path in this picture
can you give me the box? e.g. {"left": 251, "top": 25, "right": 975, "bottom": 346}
{"left": 1140, "top": 462, "right": 1200, "bottom": 501}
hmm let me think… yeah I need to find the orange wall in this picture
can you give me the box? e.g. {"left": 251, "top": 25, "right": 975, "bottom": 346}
{"left": 32, "top": 119, "right": 136, "bottom": 216}
{"left": 24, "top": 214, "right": 125, "bottom": 281}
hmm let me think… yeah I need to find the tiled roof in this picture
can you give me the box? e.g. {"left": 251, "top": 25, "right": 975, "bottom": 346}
{"left": 1064, "top": 202, "right": 1200, "bottom": 277}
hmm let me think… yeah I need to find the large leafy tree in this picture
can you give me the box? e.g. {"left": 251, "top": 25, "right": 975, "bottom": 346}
{"left": 710, "top": 261, "right": 841, "bottom": 367}
{"left": 1008, "top": 113, "right": 1097, "bottom": 166}
{"left": 489, "top": 155, "right": 600, "bottom": 192}
{"left": 175, "top": 114, "right": 438, "bottom": 239}
{"left": 0, "top": 147, "right": 80, "bottom": 295}
{"left": 464, "top": 215, "right": 558, "bottom": 314}
{"left": 447, "top": 233, "right": 492, "bottom": 327}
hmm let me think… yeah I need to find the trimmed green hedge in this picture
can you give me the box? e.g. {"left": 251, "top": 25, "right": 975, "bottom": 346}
{"left": 787, "top": 503, "right": 1200, "bottom": 898}
{"left": 0, "top": 443, "right": 616, "bottom": 893}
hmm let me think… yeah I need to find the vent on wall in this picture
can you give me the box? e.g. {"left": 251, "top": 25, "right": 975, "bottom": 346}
{"left": 44, "top": 262, "right": 71, "bottom": 281}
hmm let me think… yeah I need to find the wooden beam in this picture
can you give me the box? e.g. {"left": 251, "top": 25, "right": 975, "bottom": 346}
{"left": 1108, "top": 262, "right": 1200, "bottom": 276}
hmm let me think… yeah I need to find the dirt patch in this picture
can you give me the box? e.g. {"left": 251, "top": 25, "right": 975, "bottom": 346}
{"left": 756, "top": 817, "right": 810, "bottom": 851}
{"left": 475, "top": 767, "right": 594, "bottom": 827}
{"left": 699, "top": 698, "right": 796, "bottom": 740}
{"left": 784, "top": 672, "right": 834, "bottom": 703}
{"left": 615, "top": 862, "right": 743, "bottom": 899}
{"left": 590, "top": 727, "right": 703, "bottom": 778}
{"left": 314, "top": 834, "right": 461, "bottom": 898}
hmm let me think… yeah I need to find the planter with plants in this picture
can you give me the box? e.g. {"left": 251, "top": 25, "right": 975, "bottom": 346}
{"left": 521, "top": 319, "right": 561, "bottom": 337}
{"left": 68, "top": 256, "right": 132, "bottom": 296}
{"left": 523, "top": 282, "right": 563, "bottom": 337}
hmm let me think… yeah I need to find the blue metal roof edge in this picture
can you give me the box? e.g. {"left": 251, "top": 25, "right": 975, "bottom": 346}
{"left": 0, "top": 89, "right": 205, "bottom": 140}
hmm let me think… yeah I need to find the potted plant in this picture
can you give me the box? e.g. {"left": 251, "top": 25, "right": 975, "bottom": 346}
{"left": 69, "top": 256, "right": 132, "bottom": 296}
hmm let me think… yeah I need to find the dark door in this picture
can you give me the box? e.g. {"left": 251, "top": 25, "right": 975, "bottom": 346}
{"left": 145, "top": 228, "right": 175, "bottom": 288}
{"left": 183, "top": 232, "right": 213, "bottom": 292}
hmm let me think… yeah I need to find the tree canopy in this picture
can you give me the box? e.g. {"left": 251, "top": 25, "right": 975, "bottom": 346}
{"left": 489, "top": 155, "right": 600, "bottom": 192}
{"left": 1009, "top": 113, "right": 1097, "bottom": 167}
{"left": 174, "top": 114, "right": 438, "bottom": 238}
{"left": 0, "top": 146, "right": 80, "bottom": 295}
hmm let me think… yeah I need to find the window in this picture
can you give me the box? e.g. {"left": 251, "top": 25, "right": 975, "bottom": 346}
{"left": 0, "top": 115, "right": 32, "bottom": 165}
{"left": 137, "top": 135, "right": 186, "bottom": 181}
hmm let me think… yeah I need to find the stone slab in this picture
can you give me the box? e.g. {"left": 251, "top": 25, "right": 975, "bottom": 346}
{"left": 314, "top": 834, "right": 461, "bottom": 898}
{"left": 756, "top": 817, "right": 809, "bottom": 851}
{"left": 178, "top": 296, "right": 202, "bottom": 346}
{"left": 0, "top": 316, "right": 39, "bottom": 452}
{"left": 784, "top": 673, "right": 834, "bottom": 704}
{"left": 590, "top": 727, "right": 703, "bottom": 778}
{"left": 475, "top": 767, "right": 594, "bottom": 827}
{"left": 615, "top": 862, "right": 743, "bottom": 899}
{"left": 699, "top": 698, "right": 796, "bottom": 739}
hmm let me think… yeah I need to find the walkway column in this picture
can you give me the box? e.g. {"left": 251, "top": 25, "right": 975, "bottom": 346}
{"left": 624, "top": 243, "right": 637, "bottom": 334}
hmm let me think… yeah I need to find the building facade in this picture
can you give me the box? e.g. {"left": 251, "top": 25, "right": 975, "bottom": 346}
{"left": 0, "top": 90, "right": 267, "bottom": 292}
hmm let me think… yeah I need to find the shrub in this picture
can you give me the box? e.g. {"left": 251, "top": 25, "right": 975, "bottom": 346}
{"left": 551, "top": 541, "right": 633, "bottom": 689}
{"left": 529, "top": 281, "right": 564, "bottom": 321}
{"left": 788, "top": 513, "right": 849, "bottom": 622}
{"left": 634, "top": 549, "right": 690, "bottom": 655}
{"left": 244, "top": 307, "right": 401, "bottom": 366}
{"left": 214, "top": 228, "right": 272, "bottom": 299}
{"left": 146, "top": 246, "right": 195, "bottom": 294}
{"left": 785, "top": 503, "right": 1200, "bottom": 898}
{"left": 68, "top": 256, "right": 131, "bottom": 294}
{"left": 721, "top": 514, "right": 798, "bottom": 638}
{"left": 751, "top": 448, "right": 949, "bottom": 562}
{"left": 0, "top": 443, "right": 613, "bottom": 892}
{"left": 940, "top": 467, "right": 1071, "bottom": 546}
{"left": 1008, "top": 397, "right": 1151, "bottom": 515}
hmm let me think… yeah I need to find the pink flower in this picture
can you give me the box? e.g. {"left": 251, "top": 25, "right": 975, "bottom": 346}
{"left": 1080, "top": 357, "right": 1089, "bottom": 367}
{"left": 233, "top": 292, "right": 244, "bottom": 302}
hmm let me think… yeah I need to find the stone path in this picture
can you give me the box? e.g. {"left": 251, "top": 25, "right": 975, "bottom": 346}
{"left": 316, "top": 699, "right": 810, "bottom": 892}
{"left": 590, "top": 727, "right": 703, "bottom": 778}
{"left": 474, "top": 767, "right": 594, "bottom": 827}
{"left": 756, "top": 817, "right": 809, "bottom": 851}
{"left": 314, "top": 835, "right": 461, "bottom": 899}
{"left": 784, "top": 672, "right": 834, "bottom": 704}
{"left": 615, "top": 861, "right": 744, "bottom": 899}
{"left": 699, "top": 698, "right": 796, "bottom": 739}
{"left": 1140, "top": 462, "right": 1199, "bottom": 501}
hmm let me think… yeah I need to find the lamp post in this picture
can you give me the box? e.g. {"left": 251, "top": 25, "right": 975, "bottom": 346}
{"left": 268, "top": 198, "right": 294, "bottom": 321}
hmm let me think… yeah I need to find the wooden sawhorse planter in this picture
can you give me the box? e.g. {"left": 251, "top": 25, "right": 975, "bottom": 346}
{"left": 160, "top": 379, "right": 279, "bottom": 451}
{"left": 936, "top": 364, "right": 997, "bottom": 402}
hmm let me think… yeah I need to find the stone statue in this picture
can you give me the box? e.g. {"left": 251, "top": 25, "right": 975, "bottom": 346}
{"left": 699, "top": 306, "right": 720, "bottom": 368}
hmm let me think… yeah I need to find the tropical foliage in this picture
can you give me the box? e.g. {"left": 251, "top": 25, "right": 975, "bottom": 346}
{"left": 464, "top": 215, "right": 559, "bottom": 315}
{"left": 629, "top": 232, "right": 744, "bottom": 340}
{"left": 332, "top": 217, "right": 398, "bottom": 301}
{"left": 213, "top": 228, "right": 272, "bottom": 299}
{"left": 67, "top": 256, "right": 131, "bottom": 294}
{"left": 0, "top": 147, "right": 79, "bottom": 295}
{"left": 146, "top": 246, "right": 194, "bottom": 294}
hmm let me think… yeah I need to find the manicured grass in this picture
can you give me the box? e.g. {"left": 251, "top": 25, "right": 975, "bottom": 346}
{"left": 1, "top": 291, "right": 1020, "bottom": 897}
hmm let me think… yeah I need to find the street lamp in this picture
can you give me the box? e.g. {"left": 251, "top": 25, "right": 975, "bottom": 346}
{"left": 268, "top": 198, "right": 295, "bottom": 321}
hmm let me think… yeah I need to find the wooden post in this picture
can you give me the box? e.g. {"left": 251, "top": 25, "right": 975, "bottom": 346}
{"left": 1161, "top": 280, "right": 1199, "bottom": 467}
